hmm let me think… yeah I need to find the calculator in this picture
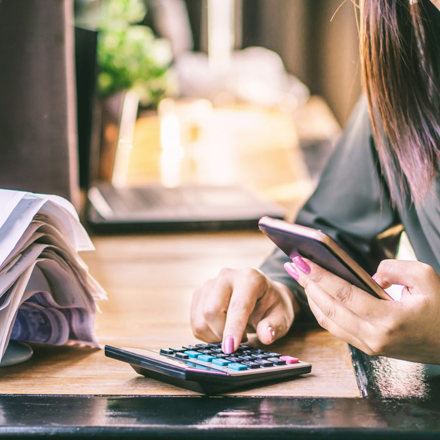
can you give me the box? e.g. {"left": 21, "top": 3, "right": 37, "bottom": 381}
{"left": 105, "top": 343, "right": 312, "bottom": 394}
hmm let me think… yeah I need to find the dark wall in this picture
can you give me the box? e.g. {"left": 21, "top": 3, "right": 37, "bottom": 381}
{"left": 0, "top": 0, "right": 79, "bottom": 205}
{"left": 122, "top": 0, "right": 362, "bottom": 125}
{"left": 243, "top": 0, "right": 362, "bottom": 125}
{"left": 181, "top": 0, "right": 362, "bottom": 125}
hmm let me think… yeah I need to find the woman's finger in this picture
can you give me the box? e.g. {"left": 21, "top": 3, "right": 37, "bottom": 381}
{"left": 307, "top": 296, "right": 374, "bottom": 355}
{"left": 299, "top": 276, "right": 370, "bottom": 339}
{"left": 222, "top": 269, "right": 268, "bottom": 353}
{"left": 191, "top": 274, "right": 232, "bottom": 342}
{"left": 286, "top": 258, "right": 384, "bottom": 319}
{"left": 374, "top": 259, "right": 439, "bottom": 294}
{"left": 249, "top": 283, "right": 294, "bottom": 345}
{"left": 201, "top": 275, "right": 233, "bottom": 340}
{"left": 255, "top": 300, "right": 293, "bottom": 345}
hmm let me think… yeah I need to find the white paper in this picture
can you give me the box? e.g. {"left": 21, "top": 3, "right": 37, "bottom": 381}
{"left": 0, "top": 196, "right": 45, "bottom": 268}
{"left": 0, "top": 190, "right": 26, "bottom": 230}
{"left": 0, "top": 189, "right": 105, "bottom": 360}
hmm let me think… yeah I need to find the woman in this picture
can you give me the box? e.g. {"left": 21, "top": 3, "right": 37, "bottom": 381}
{"left": 191, "top": 0, "right": 440, "bottom": 364}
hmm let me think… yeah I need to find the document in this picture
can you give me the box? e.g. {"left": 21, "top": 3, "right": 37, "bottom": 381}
{"left": 0, "top": 189, "right": 105, "bottom": 360}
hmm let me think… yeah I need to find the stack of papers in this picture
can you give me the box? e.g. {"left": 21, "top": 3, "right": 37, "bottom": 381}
{"left": 0, "top": 189, "right": 105, "bottom": 361}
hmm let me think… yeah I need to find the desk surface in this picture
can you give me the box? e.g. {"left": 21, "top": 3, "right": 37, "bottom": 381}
{"left": 2, "top": 231, "right": 440, "bottom": 438}
{"left": 1, "top": 232, "right": 359, "bottom": 397}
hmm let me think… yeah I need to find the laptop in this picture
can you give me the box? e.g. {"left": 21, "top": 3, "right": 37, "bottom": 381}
{"left": 75, "top": 29, "right": 285, "bottom": 233}
{"left": 87, "top": 182, "right": 285, "bottom": 232}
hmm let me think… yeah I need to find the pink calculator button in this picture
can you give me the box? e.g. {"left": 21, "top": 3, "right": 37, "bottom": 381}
{"left": 280, "top": 356, "right": 299, "bottom": 364}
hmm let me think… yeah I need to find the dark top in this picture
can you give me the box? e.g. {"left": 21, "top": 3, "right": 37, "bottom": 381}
{"left": 260, "top": 96, "right": 440, "bottom": 315}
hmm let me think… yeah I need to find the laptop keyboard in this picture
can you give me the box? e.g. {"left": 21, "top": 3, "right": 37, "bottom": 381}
{"left": 91, "top": 183, "right": 284, "bottom": 221}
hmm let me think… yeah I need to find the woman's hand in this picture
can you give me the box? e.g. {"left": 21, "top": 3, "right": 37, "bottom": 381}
{"left": 285, "top": 256, "right": 440, "bottom": 364}
{"left": 191, "top": 267, "right": 299, "bottom": 354}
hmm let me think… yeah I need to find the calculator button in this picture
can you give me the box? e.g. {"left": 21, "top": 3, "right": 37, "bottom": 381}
{"left": 195, "top": 343, "right": 208, "bottom": 348}
{"left": 254, "top": 354, "right": 271, "bottom": 360}
{"left": 170, "top": 348, "right": 186, "bottom": 353}
{"left": 267, "top": 357, "right": 286, "bottom": 365}
{"left": 237, "top": 355, "right": 253, "bottom": 361}
{"left": 214, "top": 353, "right": 228, "bottom": 359}
{"left": 242, "top": 361, "right": 261, "bottom": 369}
{"left": 197, "top": 354, "right": 215, "bottom": 362}
{"left": 198, "top": 349, "right": 213, "bottom": 354}
{"left": 160, "top": 349, "right": 174, "bottom": 355}
{"left": 225, "top": 356, "right": 240, "bottom": 362}
{"left": 280, "top": 356, "right": 299, "bottom": 364}
{"left": 255, "top": 360, "right": 273, "bottom": 367}
{"left": 175, "top": 353, "right": 189, "bottom": 359}
{"left": 184, "top": 350, "right": 200, "bottom": 358}
{"left": 227, "top": 363, "right": 248, "bottom": 371}
{"left": 212, "top": 358, "right": 231, "bottom": 366}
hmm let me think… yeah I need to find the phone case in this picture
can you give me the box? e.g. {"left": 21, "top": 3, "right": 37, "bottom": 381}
{"left": 258, "top": 216, "right": 388, "bottom": 299}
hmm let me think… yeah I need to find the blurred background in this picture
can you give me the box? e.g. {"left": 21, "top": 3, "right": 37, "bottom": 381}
{"left": 141, "top": 0, "right": 362, "bottom": 125}
{"left": 0, "top": 0, "right": 362, "bottom": 227}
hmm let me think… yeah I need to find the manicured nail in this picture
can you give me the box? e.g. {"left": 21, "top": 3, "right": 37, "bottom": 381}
{"left": 293, "top": 256, "right": 311, "bottom": 274}
{"left": 284, "top": 262, "right": 299, "bottom": 280}
{"left": 267, "top": 326, "right": 276, "bottom": 342}
{"left": 223, "top": 336, "right": 235, "bottom": 354}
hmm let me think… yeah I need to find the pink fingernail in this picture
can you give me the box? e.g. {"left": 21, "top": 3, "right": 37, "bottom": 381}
{"left": 267, "top": 326, "right": 276, "bottom": 342}
{"left": 284, "top": 262, "right": 299, "bottom": 280}
{"left": 293, "top": 256, "right": 311, "bottom": 274}
{"left": 223, "top": 336, "right": 235, "bottom": 354}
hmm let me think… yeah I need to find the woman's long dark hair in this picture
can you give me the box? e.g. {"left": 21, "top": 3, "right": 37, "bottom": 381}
{"left": 361, "top": 0, "right": 440, "bottom": 203}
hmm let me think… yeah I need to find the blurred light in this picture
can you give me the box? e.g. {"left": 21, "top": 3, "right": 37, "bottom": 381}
{"left": 159, "top": 99, "right": 184, "bottom": 187}
{"left": 207, "top": 0, "right": 235, "bottom": 71}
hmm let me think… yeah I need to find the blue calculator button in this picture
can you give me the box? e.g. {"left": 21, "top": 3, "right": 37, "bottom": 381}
{"left": 197, "top": 354, "right": 215, "bottom": 362}
{"left": 227, "top": 363, "right": 248, "bottom": 371}
{"left": 184, "top": 350, "right": 200, "bottom": 358}
{"left": 212, "top": 358, "right": 231, "bottom": 366}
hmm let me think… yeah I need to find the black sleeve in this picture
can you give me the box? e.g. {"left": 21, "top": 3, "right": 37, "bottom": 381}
{"left": 259, "top": 97, "right": 401, "bottom": 315}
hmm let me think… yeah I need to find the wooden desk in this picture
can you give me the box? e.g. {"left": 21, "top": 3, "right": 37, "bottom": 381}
{"left": 0, "top": 231, "right": 359, "bottom": 397}
{"left": 2, "top": 232, "right": 440, "bottom": 439}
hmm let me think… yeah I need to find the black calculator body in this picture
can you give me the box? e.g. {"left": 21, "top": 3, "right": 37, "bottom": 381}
{"left": 105, "top": 343, "right": 312, "bottom": 394}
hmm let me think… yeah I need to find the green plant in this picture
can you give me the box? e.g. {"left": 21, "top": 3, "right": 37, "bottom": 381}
{"left": 78, "top": 0, "right": 175, "bottom": 106}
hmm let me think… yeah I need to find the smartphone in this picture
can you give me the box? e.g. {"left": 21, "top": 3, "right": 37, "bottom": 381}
{"left": 258, "top": 216, "right": 389, "bottom": 299}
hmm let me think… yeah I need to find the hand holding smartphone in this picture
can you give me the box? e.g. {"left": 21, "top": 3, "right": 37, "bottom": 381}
{"left": 258, "top": 216, "right": 390, "bottom": 300}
